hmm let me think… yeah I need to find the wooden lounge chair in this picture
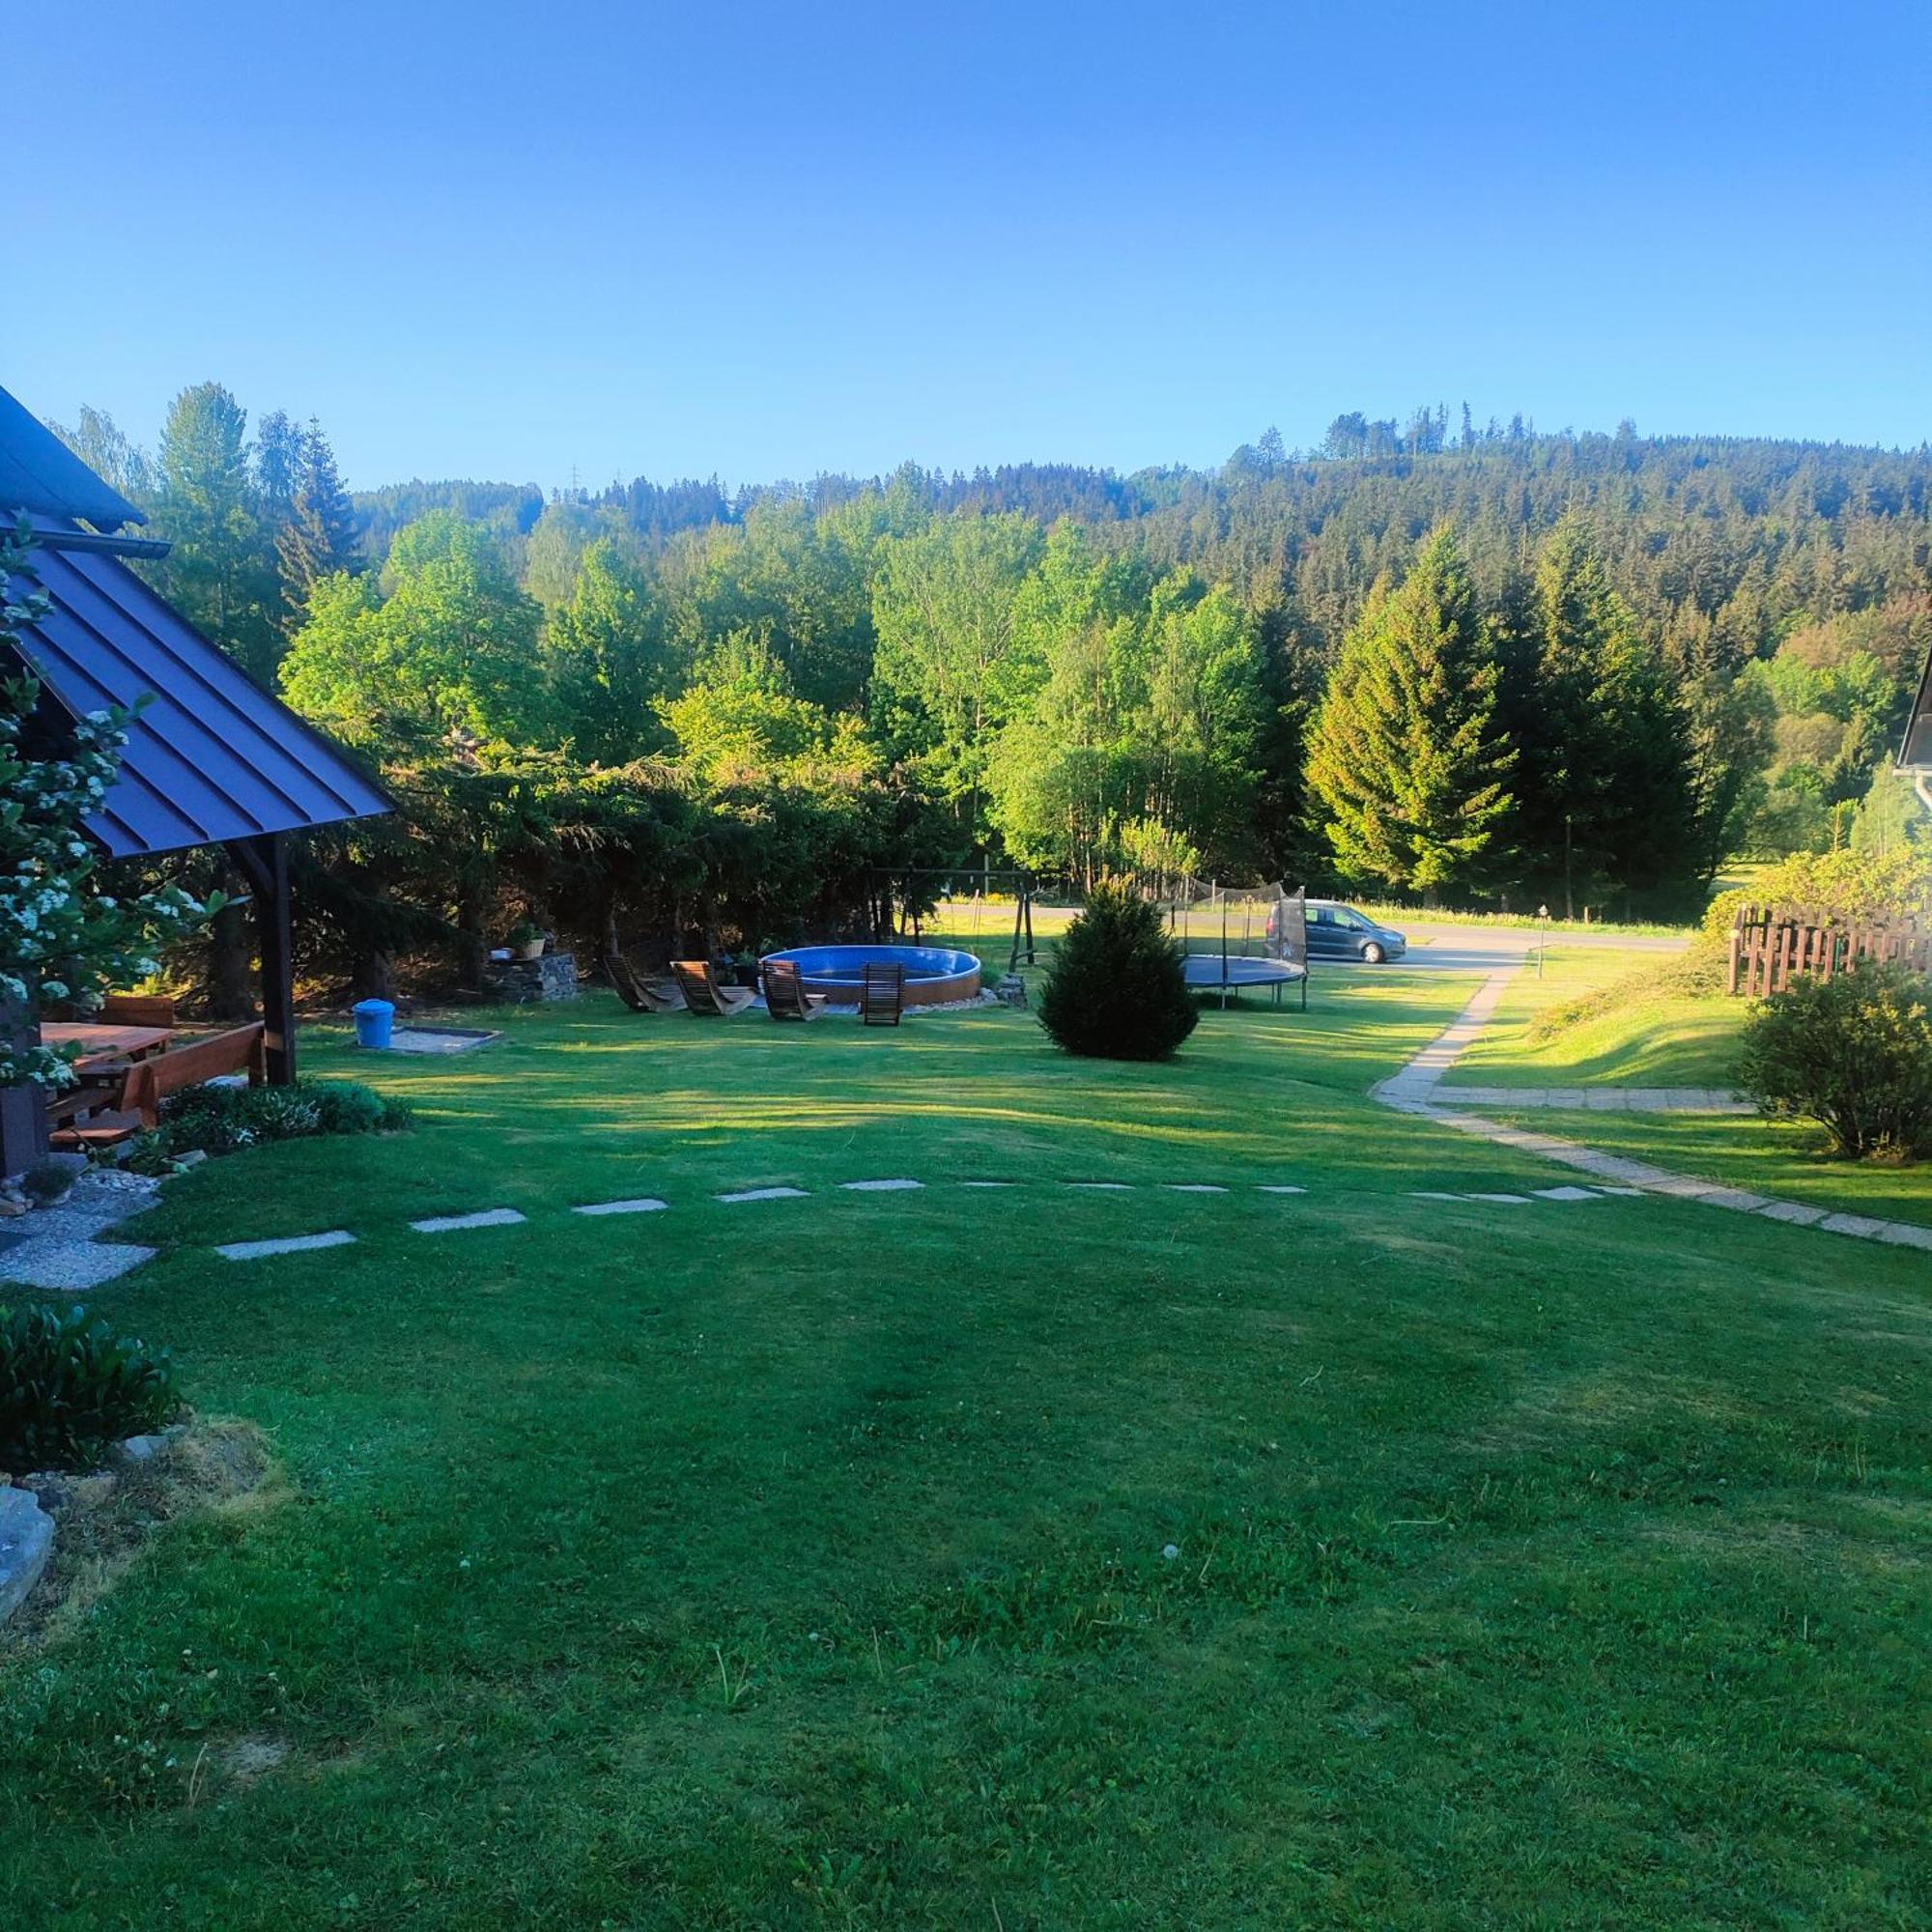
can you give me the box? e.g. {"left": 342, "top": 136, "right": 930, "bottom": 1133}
{"left": 761, "top": 958, "right": 827, "bottom": 1022}
{"left": 671, "top": 960, "right": 757, "bottom": 1017}
{"left": 49, "top": 1021, "right": 267, "bottom": 1150}
{"left": 99, "top": 993, "right": 177, "bottom": 1028}
{"left": 604, "top": 951, "right": 686, "bottom": 1013}
{"left": 860, "top": 961, "right": 905, "bottom": 1028}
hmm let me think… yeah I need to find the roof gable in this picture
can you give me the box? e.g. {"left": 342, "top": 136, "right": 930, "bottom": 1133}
{"left": 0, "top": 384, "right": 146, "bottom": 533}
{"left": 12, "top": 542, "right": 389, "bottom": 857}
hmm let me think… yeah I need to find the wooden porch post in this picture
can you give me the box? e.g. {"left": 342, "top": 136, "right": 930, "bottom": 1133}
{"left": 0, "top": 994, "right": 48, "bottom": 1179}
{"left": 227, "top": 833, "right": 297, "bottom": 1086}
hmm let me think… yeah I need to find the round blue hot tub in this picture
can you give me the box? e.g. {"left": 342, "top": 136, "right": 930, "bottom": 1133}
{"left": 761, "top": 944, "right": 982, "bottom": 1008}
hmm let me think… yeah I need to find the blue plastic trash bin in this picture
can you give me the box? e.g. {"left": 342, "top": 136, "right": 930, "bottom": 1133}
{"left": 352, "top": 998, "right": 395, "bottom": 1050}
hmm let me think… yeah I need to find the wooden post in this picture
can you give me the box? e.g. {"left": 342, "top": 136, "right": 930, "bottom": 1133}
{"left": 228, "top": 833, "right": 297, "bottom": 1086}
{"left": 0, "top": 994, "right": 48, "bottom": 1179}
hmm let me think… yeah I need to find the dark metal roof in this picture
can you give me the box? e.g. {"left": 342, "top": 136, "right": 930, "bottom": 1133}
{"left": 10, "top": 541, "right": 389, "bottom": 857}
{"left": 0, "top": 384, "right": 146, "bottom": 532}
{"left": 1903, "top": 641, "right": 1932, "bottom": 772}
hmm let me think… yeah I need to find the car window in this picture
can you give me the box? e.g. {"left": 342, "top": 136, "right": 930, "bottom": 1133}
{"left": 1333, "top": 909, "right": 1364, "bottom": 930}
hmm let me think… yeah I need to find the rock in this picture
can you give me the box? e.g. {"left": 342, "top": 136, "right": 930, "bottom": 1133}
{"left": 0, "top": 1487, "right": 54, "bottom": 1626}
{"left": 112, "top": 1424, "right": 186, "bottom": 1466}
{"left": 172, "top": 1149, "right": 210, "bottom": 1170}
{"left": 0, "top": 1196, "right": 27, "bottom": 1218}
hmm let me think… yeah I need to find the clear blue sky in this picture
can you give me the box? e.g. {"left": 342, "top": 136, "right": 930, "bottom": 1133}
{"left": 10, "top": 0, "right": 1929, "bottom": 493}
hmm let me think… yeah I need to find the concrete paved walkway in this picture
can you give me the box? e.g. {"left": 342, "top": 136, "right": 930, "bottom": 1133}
{"left": 1376, "top": 965, "right": 1932, "bottom": 1253}
{"left": 1436, "top": 1084, "right": 1752, "bottom": 1115}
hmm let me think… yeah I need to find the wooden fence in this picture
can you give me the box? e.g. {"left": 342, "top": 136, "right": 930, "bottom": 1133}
{"left": 1727, "top": 906, "right": 1931, "bottom": 997}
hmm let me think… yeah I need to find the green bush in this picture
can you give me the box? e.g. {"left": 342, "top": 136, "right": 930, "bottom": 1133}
{"left": 157, "top": 1076, "right": 406, "bottom": 1157}
{"left": 1038, "top": 883, "right": 1199, "bottom": 1061}
{"left": 18, "top": 1158, "right": 77, "bottom": 1207}
{"left": 0, "top": 1304, "right": 180, "bottom": 1475}
{"left": 1738, "top": 962, "right": 1932, "bottom": 1159}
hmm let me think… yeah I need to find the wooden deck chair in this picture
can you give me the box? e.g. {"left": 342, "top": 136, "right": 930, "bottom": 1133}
{"left": 671, "top": 960, "right": 757, "bottom": 1017}
{"left": 761, "top": 958, "right": 827, "bottom": 1022}
{"left": 860, "top": 961, "right": 905, "bottom": 1028}
{"left": 604, "top": 951, "right": 685, "bottom": 1013}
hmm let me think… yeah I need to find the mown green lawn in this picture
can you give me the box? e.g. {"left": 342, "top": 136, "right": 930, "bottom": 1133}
{"left": 1445, "top": 948, "right": 1744, "bottom": 1090}
{"left": 1491, "top": 1106, "right": 1932, "bottom": 1234}
{"left": 3, "top": 978, "right": 1928, "bottom": 1929}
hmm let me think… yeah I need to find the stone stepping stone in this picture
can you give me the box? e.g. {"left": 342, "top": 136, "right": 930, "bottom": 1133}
{"left": 1067, "top": 1181, "right": 1133, "bottom": 1190}
{"left": 216, "top": 1230, "right": 357, "bottom": 1262}
{"left": 411, "top": 1208, "right": 527, "bottom": 1234}
{"left": 839, "top": 1179, "right": 923, "bottom": 1192}
{"left": 1533, "top": 1186, "right": 1601, "bottom": 1203}
{"left": 1755, "top": 1199, "right": 1827, "bottom": 1226}
{"left": 1702, "top": 1188, "right": 1776, "bottom": 1213}
{"left": 1597, "top": 1186, "right": 1647, "bottom": 1198}
{"left": 1874, "top": 1221, "right": 1932, "bottom": 1251}
{"left": 716, "top": 1187, "right": 809, "bottom": 1205}
{"left": 1468, "top": 1193, "right": 1530, "bottom": 1206}
{"left": 573, "top": 1198, "right": 668, "bottom": 1216}
{"left": 1165, "top": 1184, "right": 1230, "bottom": 1194}
{"left": 958, "top": 1179, "right": 1016, "bottom": 1188}
{"left": 1409, "top": 1191, "right": 1463, "bottom": 1201}
{"left": 1257, "top": 1185, "right": 1307, "bottom": 1195}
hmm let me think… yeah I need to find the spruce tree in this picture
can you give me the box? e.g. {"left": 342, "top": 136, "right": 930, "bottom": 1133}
{"left": 277, "top": 418, "right": 360, "bottom": 617}
{"left": 1506, "top": 517, "right": 1695, "bottom": 915}
{"left": 1303, "top": 525, "right": 1514, "bottom": 902}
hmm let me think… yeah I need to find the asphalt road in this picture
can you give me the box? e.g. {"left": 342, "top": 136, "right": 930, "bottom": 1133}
{"left": 1331, "top": 922, "right": 1690, "bottom": 974}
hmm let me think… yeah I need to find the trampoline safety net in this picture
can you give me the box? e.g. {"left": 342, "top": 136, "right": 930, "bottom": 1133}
{"left": 1161, "top": 881, "right": 1307, "bottom": 1005}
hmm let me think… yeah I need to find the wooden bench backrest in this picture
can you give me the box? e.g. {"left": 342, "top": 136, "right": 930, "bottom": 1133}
{"left": 100, "top": 993, "right": 177, "bottom": 1028}
{"left": 146, "top": 1023, "right": 268, "bottom": 1104}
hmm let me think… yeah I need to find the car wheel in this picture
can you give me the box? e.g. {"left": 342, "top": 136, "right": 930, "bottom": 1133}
{"left": 1360, "top": 941, "right": 1385, "bottom": 964}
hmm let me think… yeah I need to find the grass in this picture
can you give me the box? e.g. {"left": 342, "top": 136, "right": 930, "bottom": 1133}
{"left": 1446, "top": 947, "right": 1744, "bottom": 1090}
{"left": 3, "top": 976, "right": 1928, "bottom": 1929}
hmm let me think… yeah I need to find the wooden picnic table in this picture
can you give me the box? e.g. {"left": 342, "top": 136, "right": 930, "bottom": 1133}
{"left": 40, "top": 1022, "right": 175, "bottom": 1074}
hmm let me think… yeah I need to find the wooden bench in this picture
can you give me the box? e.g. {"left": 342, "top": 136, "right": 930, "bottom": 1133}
{"left": 49, "top": 1022, "right": 268, "bottom": 1151}
{"left": 860, "top": 962, "right": 905, "bottom": 1028}
{"left": 671, "top": 961, "right": 757, "bottom": 1017}
{"left": 604, "top": 952, "right": 686, "bottom": 1013}
{"left": 761, "top": 959, "right": 828, "bottom": 1022}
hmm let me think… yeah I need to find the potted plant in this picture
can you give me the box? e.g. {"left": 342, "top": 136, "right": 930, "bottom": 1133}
{"left": 505, "top": 919, "right": 547, "bottom": 962}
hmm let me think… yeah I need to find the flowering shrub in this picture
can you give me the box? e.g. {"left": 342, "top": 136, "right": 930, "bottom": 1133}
{"left": 1, "top": 520, "right": 220, "bottom": 1090}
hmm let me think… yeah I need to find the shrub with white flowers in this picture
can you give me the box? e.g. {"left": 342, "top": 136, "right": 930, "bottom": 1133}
{"left": 2, "top": 520, "right": 220, "bottom": 1090}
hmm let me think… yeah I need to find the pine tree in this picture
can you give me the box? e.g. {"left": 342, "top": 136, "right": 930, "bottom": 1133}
{"left": 276, "top": 418, "right": 360, "bottom": 617}
{"left": 1303, "top": 526, "right": 1514, "bottom": 902}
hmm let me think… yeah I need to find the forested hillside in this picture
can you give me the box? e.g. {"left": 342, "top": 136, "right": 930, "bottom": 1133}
{"left": 49, "top": 390, "right": 1932, "bottom": 994}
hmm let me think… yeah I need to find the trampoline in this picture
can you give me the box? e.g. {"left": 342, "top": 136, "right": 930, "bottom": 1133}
{"left": 1182, "top": 953, "right": 1307, "bottom": 1006}
{"left": 761, "top": 944, "right": 982, "bottom": 1008}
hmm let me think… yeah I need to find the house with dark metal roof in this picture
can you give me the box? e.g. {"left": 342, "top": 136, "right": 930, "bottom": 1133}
{"left": 1, "top": 382, "right": 389, "bottom": 1176}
